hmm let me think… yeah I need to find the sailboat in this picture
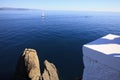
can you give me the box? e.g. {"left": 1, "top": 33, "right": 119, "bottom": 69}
{"left": 41, "top": 10, "right": 45, "bottom": 18}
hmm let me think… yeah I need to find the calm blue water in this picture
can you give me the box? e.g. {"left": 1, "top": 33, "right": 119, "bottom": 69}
{"left": 0, "top": 10, "right": 120, "bottom": 80}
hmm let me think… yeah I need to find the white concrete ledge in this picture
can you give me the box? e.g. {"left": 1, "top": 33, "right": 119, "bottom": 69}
{"left": 82, "top": 34, "right": 120, "bottom": 80}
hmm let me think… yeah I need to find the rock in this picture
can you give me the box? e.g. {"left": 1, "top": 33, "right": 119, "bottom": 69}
{"left": 42, "top": 60, "right": 59, "bottom": 80}
{"left": 15, "top": 48, "right": 42, "bottom": 80}
{"left": 15, "top": 48, "right": 59, "bottom": 80}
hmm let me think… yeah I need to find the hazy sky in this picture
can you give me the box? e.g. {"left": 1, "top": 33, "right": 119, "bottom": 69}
{"left": 0, "top": 0, "right": 120, "bottom": 11}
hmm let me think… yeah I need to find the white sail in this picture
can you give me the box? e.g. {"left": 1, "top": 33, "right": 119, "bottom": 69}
{"left": 41, "top": 10, "right": 45, "bottom": 17}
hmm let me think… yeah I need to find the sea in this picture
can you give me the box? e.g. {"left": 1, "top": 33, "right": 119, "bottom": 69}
{"left": 0, "top": 10, "right": 120, "bottom": 80}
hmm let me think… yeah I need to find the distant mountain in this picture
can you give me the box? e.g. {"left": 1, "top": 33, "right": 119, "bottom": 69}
{"left": 0, "top": 7, "right": 31, "bottom": 10}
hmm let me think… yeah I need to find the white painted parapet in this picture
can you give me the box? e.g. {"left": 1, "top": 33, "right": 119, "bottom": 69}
{"left": 82, "top": 34, "right": 120, "bottom": 80}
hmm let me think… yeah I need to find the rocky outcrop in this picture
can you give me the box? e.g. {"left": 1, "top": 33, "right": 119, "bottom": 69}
{"left": 42, "top": 60, "right": 59, "bottom": 80}
{"left": 15, "top": 48, "right": 59, "bottom": 80}
{"left": 15, "top": 48, "right": 42, "bottom": 80}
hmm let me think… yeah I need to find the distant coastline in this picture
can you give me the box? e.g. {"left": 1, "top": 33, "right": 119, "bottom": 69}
{"left": 0, "top": 7, "right": 33, "bottom": 10}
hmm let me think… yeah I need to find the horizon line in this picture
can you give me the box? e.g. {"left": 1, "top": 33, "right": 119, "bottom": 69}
{"left": 0, "top": 7, "right": 120, "bottom": 12}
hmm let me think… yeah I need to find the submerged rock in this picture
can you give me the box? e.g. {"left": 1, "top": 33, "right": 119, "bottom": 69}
{"left": 42, "top": 60, "right": 59, "bottom": 80}
{"left": 15, "top": 48, "right": 42, "bottom": 80}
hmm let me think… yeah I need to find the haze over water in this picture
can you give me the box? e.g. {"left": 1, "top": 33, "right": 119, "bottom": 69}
{"left": 0, "top": 10, "right": 120, "bottom": 80}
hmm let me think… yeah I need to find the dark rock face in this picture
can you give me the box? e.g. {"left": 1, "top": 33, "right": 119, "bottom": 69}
{"left": 15, "top": 48, "right": 59, "bottom": 80}
{"left": 74, "top": 77, "right": 82, "bottom": 80}
{"left": 42, "top": 60, "right": 59, "bottom": 80}
{"left": 15, "top": 48, "right": 42, "bottom": 80}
